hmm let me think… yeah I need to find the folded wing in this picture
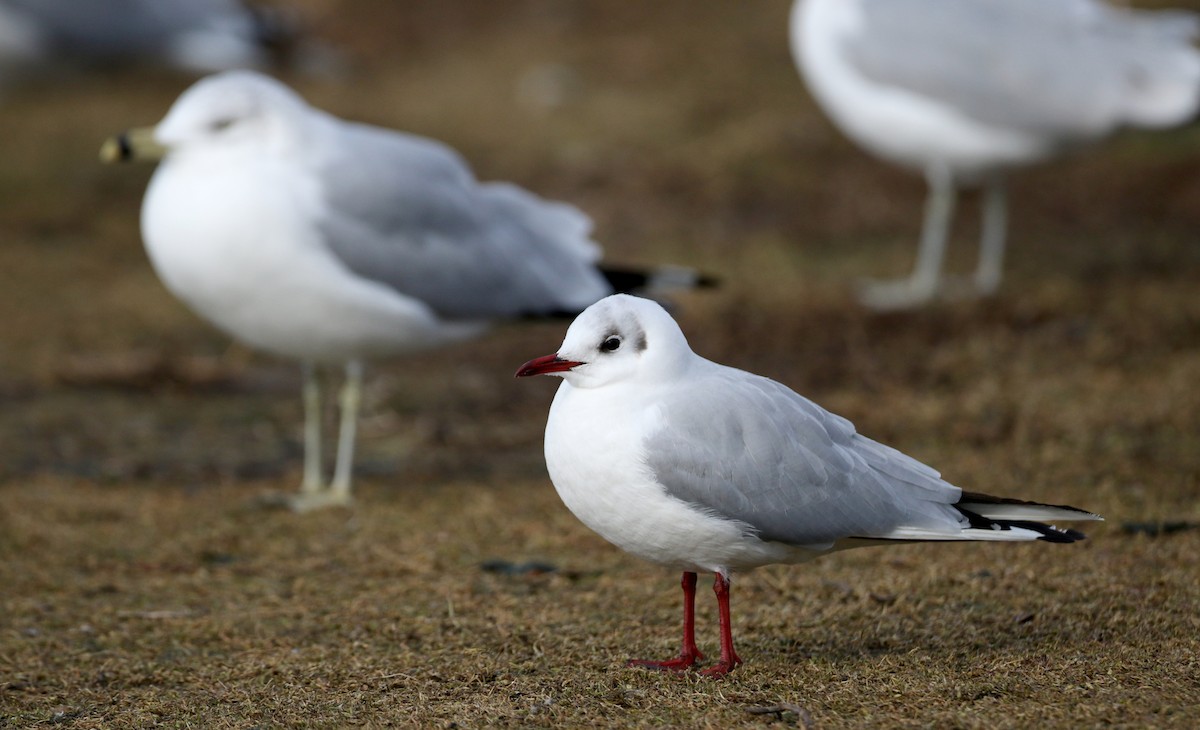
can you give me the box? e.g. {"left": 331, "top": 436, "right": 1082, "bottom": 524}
{"left": 314, "top": 121, "right": 610, "bottom": 321}
{"left": 644, "top": 365, "right": 1098, "bottom": 548}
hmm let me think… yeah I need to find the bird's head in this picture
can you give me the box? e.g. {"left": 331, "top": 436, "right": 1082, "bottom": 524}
{"left": 100, "top": 70, "right": 310, "bottom": 164}
{"left": 516, "top": 294, "right": 693, "bottom": 389}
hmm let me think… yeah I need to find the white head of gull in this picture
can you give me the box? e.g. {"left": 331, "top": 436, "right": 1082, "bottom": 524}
{"left": 102, "top": 71, "right": 709, "bottom": 511}
{"left": 518, "top": 294, "right": 1100, "bottom": 676}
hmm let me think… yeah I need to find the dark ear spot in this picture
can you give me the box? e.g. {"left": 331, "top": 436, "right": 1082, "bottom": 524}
{"left": 634, "top": 330, "right": 647, "bottom": 352}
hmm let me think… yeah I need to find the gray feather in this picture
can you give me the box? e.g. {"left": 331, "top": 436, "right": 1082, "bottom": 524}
{"left": 314, "top": 121, "right": 610, "bottom": 320}
{"left": 0, "top": 0, "right": 259, "bottom": 60}
{"left": 644, "top": 367, "right": 967, "bottom": 546}
{"left": 844, "top": 0, "right": 1200, "bottom": 137}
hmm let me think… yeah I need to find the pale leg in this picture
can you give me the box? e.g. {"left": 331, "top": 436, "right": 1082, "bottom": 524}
{"left": 300, "top": 361, "right": 322, "bottom": 494}
{"left": 974, "top": 175, "right": 1007, "bottom": 296}
{"left": 328, "top": 359, "right": 364, "bottom": 502}
{"left": 859, "top": 163, "right": 957, "bottom": 310}
{"left": 288, "top": 361, "right": 357, "bottom": 512}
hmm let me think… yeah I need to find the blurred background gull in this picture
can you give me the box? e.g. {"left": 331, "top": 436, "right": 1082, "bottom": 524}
{"left": 791, "top": 0, "right": 1200, "bottom": 309}
{"left": 0, "top": 0, "right": 334, "bottom": 85}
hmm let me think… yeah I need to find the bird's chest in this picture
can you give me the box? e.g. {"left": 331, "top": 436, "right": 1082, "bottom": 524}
{"left": 543, "top": 385, "right": 738, "bottom": 569}
{"left": 545, "top": 388, "right": 648, "bottom": 512}
{"left": 139, "top": 155, "right": 342, "bottom": 330}
{"left": 142, "top": 156, "right": 322, "bottom": 298}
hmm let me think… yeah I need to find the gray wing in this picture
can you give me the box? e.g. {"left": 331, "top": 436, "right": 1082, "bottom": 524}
{"left": 0, "top": 0, "right": 256, "bottom": 60}
{"left": 845, "top": 0, "right": 1200, "bottom": 136}
{"left": 644, "top": 366, "right": 966, "bottom": 546}
{"left": 314, "top": 120, "right": 611, "bottom": 321}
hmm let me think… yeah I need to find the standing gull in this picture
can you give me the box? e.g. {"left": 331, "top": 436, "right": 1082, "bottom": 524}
{"left": 790, "top": 0, "right": 1200, "bottom": 309}
{"left": 102, "top": 71, "right": 710, "bottom": 511}
{"left": 517, "top": 294, "right": 1099, "bottom": 676}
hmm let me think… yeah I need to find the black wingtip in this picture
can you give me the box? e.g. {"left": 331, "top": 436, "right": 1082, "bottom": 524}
{"left": 956, "top": 490, "right": 1099, "bottom": 520}
{"left": 599, "top": 265, "right": 720, "bottom": 294}
{"left": 598, "top": 267, "right": 647, "bottom": 294}
{"left": 512, "top": 265, "right": 718, "bottom": 322}
{"left": 955, "top": 508, "right": 1089, "bottom": 543}
{"left": 1020, "top": 522, "right": 1088, "bottom": 543}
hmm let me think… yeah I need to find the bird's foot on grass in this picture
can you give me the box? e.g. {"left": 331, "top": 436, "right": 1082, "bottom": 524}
{"left": 257, "top": 489, "right": 353, "bottom": 512}
{"left": 698, "top": 653, "right": 742, "bottom": 678}
{"left": 288, "top": 489, "right": 353, "bottom": 513}
{"left": 627, "top": 650, "right": 703, "bottom": 673}
{"left": 856, "top": 277, "right": 939, "bottom": 311}
{"left": 697, "top": 660, "right": 740, "bottom": 678}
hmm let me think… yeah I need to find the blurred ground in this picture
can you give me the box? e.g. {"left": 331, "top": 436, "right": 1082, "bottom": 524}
{"left": 2, "top": 1, "right": 1199, "bottom": 727}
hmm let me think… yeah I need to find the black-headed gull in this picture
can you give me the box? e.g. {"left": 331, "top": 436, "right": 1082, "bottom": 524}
{"left": 517, "top": 294, "right": 1100, "bottom": 676}
{"left": 791, "top": 0, "right": 1200, "bottom": 309}
{"left": 102, "top": 71, "right": 711, "bottom": 511}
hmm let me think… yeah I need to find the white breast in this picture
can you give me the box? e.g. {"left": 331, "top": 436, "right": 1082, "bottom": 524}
{"left": 140, "top": 147, "right": 484, "bottom": 362}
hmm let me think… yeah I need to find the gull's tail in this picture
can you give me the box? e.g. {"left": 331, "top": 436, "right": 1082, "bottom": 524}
{"left": 951, "top": 491, "right": 1102, "bottom": 543}
{"left": 1113, "top": 6, "right": 1200, "bottom": 129}
{"left": 872, "top": 491, "right": 1102, "bottom": 544}
{"left": 476, "top": 181, "right": 717, "bottom": 321}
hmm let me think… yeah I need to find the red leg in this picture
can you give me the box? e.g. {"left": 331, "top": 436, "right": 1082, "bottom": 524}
{"left": 627, "top": 571, "right": 705, "bottom": 671}
{"left": 699, "top": 573, "right": 743, "bottom": 678}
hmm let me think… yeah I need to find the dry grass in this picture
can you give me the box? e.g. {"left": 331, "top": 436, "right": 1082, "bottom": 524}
{"left": 2, "top": 1, "right": 1200, "bottom": 727}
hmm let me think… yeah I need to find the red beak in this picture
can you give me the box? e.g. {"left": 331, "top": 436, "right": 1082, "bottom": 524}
{"left": 515, "top": 353, "right": 583, "bottom": 377}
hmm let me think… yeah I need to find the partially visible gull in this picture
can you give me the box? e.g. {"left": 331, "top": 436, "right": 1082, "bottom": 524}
{"left": 0, "top": 0, "right": 302, "bottom": 76}
{"left": 103, "top": 71, "right": 711, "bottom": 511}
{"left": 518, "top": 294, "right": 1099, "bottom": 676}
{"left": 790, "top": 0, "right": 1200, "bottom": 309}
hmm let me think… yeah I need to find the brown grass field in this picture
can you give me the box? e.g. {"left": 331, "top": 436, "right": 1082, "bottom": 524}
{"left": 2, "top": 1, "right": 1199, "bottom": 727}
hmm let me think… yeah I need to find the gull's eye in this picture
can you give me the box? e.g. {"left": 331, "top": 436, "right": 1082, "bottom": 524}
{"left": 209, "top": 117, "right": 236, "bottom": 133}
{"left": 600, "top": 336, "right": 621, "bottom": 353}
